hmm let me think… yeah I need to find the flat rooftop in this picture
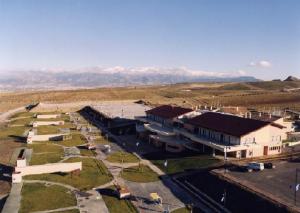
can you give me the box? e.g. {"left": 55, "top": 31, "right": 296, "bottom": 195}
{"left": 90, "top": 101, "right": 151, "bottom": 120}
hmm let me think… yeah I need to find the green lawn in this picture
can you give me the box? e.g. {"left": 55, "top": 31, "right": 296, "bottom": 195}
{"left": 106, "top": 151, "right": 139, "bottom": 163}
{"left": 121, "top": 165, "right": 159, "bottom": 183}
{"left": 58, "top": 133, "right": 87, "bottom": 147}
{"left": 19, "top": 183, "right": 77, "bottom": 213}
{"left": 172, "top": 207, "right": 191, "bottom": 213}
{"left": 24, "top": 157, "right": 113, "bottom": 190}
{"left": 37, "top": 125, "right": 61, "bottom": 134}
{"left": 28, "top": 143, "right": 63, "bottom": 153}
{"left": 30, "top": 153, "right": 63, "bottom": 165}
{"left": 100, "top": 186, "right": 138, "bottom": 213}
{"left": 10, "top": 111, "right": 35, "bottom": 119}
{"left": 9, "top": 117, "right": 34, "bottom": 126}
{"left": 55, "top": 210, "right": 80, "bottom": 213}
{"left": 0, "top": 125, "right": 28, "bottom": 141}
{"left": 79, "top": 148, "right": 96, "bottom": 157}
{"left": 148, "top": 152, "right": 220, "bottom": 174}
{"left": 28, "top": 143, "right": 64, "bottom": 165}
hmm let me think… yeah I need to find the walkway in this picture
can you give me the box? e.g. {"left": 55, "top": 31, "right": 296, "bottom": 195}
{"left": 1, "top": 183, "right": 23, "bottom": 213}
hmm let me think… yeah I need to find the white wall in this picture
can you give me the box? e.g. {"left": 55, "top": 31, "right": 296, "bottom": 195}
{"left": 37, "top": 114, "right": 60, "bottom": 119}
{"left": 15, "top": 162, "right": 82, "bottom": 176}
{"left": 33, "top": 121, "right": 64, "bottom": 127}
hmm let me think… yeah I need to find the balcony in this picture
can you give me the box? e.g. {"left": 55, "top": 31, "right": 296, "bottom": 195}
{"left": 174, "top": 128, "right": 250, "bottom": 152}
{"left": 144, "top": 124, "right": 175, "bottom": 136}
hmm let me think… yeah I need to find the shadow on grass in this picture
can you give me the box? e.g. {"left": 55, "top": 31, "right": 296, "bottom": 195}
{"left": 142, "top": 150, "right": 210, "bottom": 161}
{"left": 8, "top": 135, "right": 27, "bottom": 143}
{"left": 52, "top": 172, "right": 68, "bottom": 177}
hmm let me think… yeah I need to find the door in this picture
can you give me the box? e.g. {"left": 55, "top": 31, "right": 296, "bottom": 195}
{"left": 263, "top": 146, "right": 268, "bottom": 155}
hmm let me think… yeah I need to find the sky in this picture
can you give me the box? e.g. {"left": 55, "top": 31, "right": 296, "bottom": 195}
{"left": 0, "top": 0, "right": 299, "bottom": 80}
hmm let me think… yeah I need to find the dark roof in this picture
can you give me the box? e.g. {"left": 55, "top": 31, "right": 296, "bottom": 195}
{"left": 146, "top": 105, "right": 193, "bottom": 119}
{"left": 186, "top": 112, "right": 283, "bottom": 137}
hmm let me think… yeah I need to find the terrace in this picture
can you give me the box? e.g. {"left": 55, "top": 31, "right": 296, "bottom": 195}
{"left": 174, "top": 128, "right": 251, "bottom": 153}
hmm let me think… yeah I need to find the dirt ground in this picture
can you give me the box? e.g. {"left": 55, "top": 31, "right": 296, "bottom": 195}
{"left": 0, "top": 81, "right": 300, "bottom": 113}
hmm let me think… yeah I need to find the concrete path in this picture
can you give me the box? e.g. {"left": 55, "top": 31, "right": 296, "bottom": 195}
{"left": 1, "top": 183, "right": 23, "bottom": 213}
{"left": 23, "top": 180, "right": 77, "bottom": 191}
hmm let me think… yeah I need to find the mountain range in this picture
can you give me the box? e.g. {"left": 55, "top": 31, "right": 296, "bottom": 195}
{"left": 0, "top": 67, "right": 259, "bottom": 91}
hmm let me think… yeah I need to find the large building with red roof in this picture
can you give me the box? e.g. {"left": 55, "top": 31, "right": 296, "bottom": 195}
{"left": 136, "top": 105, "right": 286, "bottom": 158}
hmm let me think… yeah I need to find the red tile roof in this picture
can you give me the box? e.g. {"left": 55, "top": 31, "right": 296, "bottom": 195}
{"left": 146, "top": 105, "right": 193, "bottom": 119}
{"left": 186, "top": 112, "right": 283, "bottom": 137}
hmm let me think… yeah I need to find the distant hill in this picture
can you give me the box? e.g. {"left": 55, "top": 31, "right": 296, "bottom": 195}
{"left": 218, "top": 80, "right": 300, "bottom": 91}
{"left": 0, "top": 67, "right": 259, "bottom": 91}
{"left": 284, "top": 76, "right": 299, "bottom": 81}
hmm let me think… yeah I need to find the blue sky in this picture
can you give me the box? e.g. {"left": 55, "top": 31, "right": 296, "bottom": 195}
{"left": 0, "top": 0, "right": 299, "bottom": 80}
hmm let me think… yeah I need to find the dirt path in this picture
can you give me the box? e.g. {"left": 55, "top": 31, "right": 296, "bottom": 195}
{"left": 0, "top": 106, "right": 25, "bottom": 124}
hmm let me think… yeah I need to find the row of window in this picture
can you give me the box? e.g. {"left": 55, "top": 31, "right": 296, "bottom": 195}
{"left": 269, "top": 146, "right": 281, "bottom": 151}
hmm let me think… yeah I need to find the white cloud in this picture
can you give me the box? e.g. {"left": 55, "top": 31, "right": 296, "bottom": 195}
{"left": 249, "top": 60, "right": 272, "bottom": 68}
{"left": 238, "top": 70, "right": 246, "bottom": 76}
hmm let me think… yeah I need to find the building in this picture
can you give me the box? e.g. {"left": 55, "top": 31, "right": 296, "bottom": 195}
{"left": 79, "top": 102, "right": 151, "bottom": 135}
{"left": 176, "top": 112, "right": 285, "bottom": 158}
{"left": 136, "top": 105, "right": 200, "bottom": 152}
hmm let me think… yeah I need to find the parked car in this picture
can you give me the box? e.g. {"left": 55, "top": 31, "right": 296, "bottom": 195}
{"left": 238, "top": 165, "right": 253, "bottom": 173}
{"left": 248, "top": 162, "right": 264, "bottom": 171}
{"left": 264, "top": 162, "right": 275, "bottom": 169}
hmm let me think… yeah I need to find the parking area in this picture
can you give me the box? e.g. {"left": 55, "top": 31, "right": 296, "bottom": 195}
{"left": 223, "top": 159, "right": 300, "bottom": 210}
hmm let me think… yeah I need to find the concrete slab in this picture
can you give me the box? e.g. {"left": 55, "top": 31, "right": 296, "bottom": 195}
{"left": 1, "top": 183, "right": 23, "bottom": 213}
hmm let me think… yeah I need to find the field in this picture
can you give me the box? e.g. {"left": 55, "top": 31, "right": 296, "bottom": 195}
{"left": 106, "top": 151, "right": 140, "bottom": 163}
{"left": 1, "top": 81, "right": 300, "bottom": 113}
{"left": 121, "top": 165, "right": 160, "bottom": 183}
{"left": 24, "top": 157, "right": 113, "bottom": 190}
{"left": 143, "top": 151, "right": 221, "bottom": 174}
{"left": 19, "top": 183, "right": 77, "bottom": 213}
{"left": 99, "top": 186, "right": 138, "bottom": 213}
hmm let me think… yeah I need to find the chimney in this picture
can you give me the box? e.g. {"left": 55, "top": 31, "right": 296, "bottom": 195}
{"left": 249, "top": 112, "right": 251, "bottom": 119}
{"left": 269, "top": 113, "right": 272, "bottom": 119}
{"left": 205, "top": 105, "right": 207, "bottom": 109}
{"left": 210, "top": 106, "right": 213, "bottom": 111}
{"left": 245, "top": 112, "right": 247, "bottom": 118}
{"left": 259, "top": 112, "right": 262, "bottom": 117}
{"left": 236, "top": 106, "right": 239, "bottom": 112}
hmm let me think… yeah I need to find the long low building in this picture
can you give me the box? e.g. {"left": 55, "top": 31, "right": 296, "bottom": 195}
{"left": 136, "top": 105, "right": 287, "bottom": 158}
{"left": 79, "top": 102, "right": 151, "bottom": 135}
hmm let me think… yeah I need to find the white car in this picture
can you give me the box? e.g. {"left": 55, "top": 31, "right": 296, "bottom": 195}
{"left": 248, "top": 162, "right": 264, "bottom": 171}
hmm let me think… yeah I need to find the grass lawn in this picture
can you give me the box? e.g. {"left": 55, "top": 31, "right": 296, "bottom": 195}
{"left": 30, "top": 153, "right": 63, "bottom": 165}
{"left": 28, "top": 143, "right": 63, "bottom": 153}
{"left": 0, "top": 125, "right": 28, "bottom": 141}
{"left": 37, "top": 125, "right": 61, "bottom": 134}
{"left": 121, "top": 165, "right": 159, "bottom": 183}
{"left": 10, "top": 111, "right": 35, "bottom": 119}
{"left": 144, "top": 151, "right": 220, "bottom": 174}
{"left": 55, "top": 210, "right": 80, "bottom": 213}
{"left": 106, "top": 151, "right": 139, "bottom": 163}
{"left": 100, "top": 186, "right": 138, "bottom": 213}
{"left": 28, "top": 143, "right": 64, "bottom": 165}
{"left": 9, "top": 117, "right": 34, "bottom": 126}
{"left": 58, "top": 133, "right": 87, "bottom": 147}
{"left": 79, "top": 148, "right": 96, "bottom": 157}
{"left": 24, "top": 157, "right": 112, "bottom": 190}
{"left": 171, "top": 207, "right": 191, "bottom": 213}
{"left": 19, "top": 183, "right": 77, "bottom": 213}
